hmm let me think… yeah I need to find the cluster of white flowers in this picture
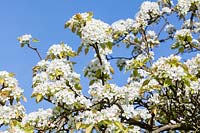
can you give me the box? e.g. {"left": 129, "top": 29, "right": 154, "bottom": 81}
{"left": 32, "top": 59, "right": 80, "bottom": 94}
{"left": 188, "top": 79, "right": 200, "bottom": 94}
{"left": 122, "top": 105, "right": 151, "bottom": 120}
{"left": 32, "top": 43, "right": 90, "bottom": 109}
{"left": 81, "top": 18, "right": 113, "bottom": 45}
{"left": 162, "top": 7, "right": 171, "bottom": 14}
{"left": 111, "top": 19, "right": 135, "bottom": 34}
{"left": 0, "top": 104, "right": 25, "bottom": 125}
{"left": 175, "top": 29, "right": 192, "bottom": 41}
{"left": 148, "top": 93, "right": 160, "bottom": 104}
{"left": 146, "top": 30, "right": 159, "bottom": 46}
{"left": 66, "top": 12, "right": 93, "bottom": 30}
{"left": 165, "top": 24, "right": 176, "bottom": 34}
{"left": 0, "top": 71, "right": 24, "bottom": 103}
{"left": 136, "top": 1, "right": 160, "bottom": 27}
{"left": 174, "top": 29, "right": 194, "bottom": 49}
{"left": 17, "top": 34, "right": 32, "bottom": 44}
{"left": 152, "top": 55, "right": 186, "bottom": 81}
{"left": 1, "top": 126, "right": 26, "bottom": 133}
{"left": 176, "top": 0, "right": 200, "bottom": 16}
{"left": 126, "top": 52, "right": 154, "bottom": 71}
{"left": 120, "top": 82, "right": 141, "bottom": 101}
{"left": 88, "top": 82, "right": 119, "bottom": 102}
{"left": 176, "top": 0, "right": 191, "bottom": 16}
{"left": 51, "top": 89, "right": 91, "bottom": 108}
{"left": 193, "top": 21, "right": 200, "bottom": 33}
{"left": 105, "top": 123, "right": 141, "bottom": 133}
{"left": 84, "top": 55, "right": 112, "bottom": 81}
{"left": 21, "top": 108, "right": 54, "bottom": 129}
{"left": 89, "top": 81, "right": 141, "bottom": 104}
{"left": 76, "top": 105, "right": 120, "bottom": 125}
{"left": 47, "top": 43, "right": 76, "bottom": 59}
{"left": 185, "top": 54, "right": 200, "bottom": 75}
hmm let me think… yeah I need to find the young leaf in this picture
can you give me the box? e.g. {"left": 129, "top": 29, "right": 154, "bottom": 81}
{"left": 85, "top": 124, "right": 93, "bottom": 133}
{"left": 32, "top": 38, "right": 39, "bottom": 43}
{"left": 36, "top": 94, "right": 43, "bottom": 103}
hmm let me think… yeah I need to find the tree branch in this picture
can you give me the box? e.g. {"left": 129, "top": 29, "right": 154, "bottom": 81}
{"left": 27, "top": 44, "right": 42, "bottom": 60}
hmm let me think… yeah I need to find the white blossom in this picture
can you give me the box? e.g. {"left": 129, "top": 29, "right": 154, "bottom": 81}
{"left": 136, "top": 1, "right": 160, "bottom": 27}
{"left": 18, "top": 34, "right": 32, "bottom": 44}
{"left": 21, "top": 108, "right": 54, "bottom": 129}
{"left": 81, "top": 18, "right": 113, "bottom": 45}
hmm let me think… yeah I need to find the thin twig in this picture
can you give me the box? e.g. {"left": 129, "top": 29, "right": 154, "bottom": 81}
{"left": 27, "top": 44, "right": 42, "bottom": 60}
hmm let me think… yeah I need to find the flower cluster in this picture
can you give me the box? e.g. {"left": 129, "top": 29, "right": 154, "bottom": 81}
{"left": 126, "top": 52, "right": 154, "bottom": 71}
{"left": 0, "top": 71, "right": 24, "bottom": 104}
{"left": 148, "top": 93, "right": 160, "bottom": 104}
{"left": 176, "top": 0, "right": 200, "bottom": 16}
{"left": 47, "top": 43, "right": 76, "bottom": 59}
{"left": 84, "top": 55, "right": 112, "bottom": 82}
{"left": 172, "top": 29, "right": 196, "bottom": 51}
{"left": 146, "top": 30, "right": 159, "bottom": 46}
{"left": 161, "top": 7, "right": 171, "bottom": 14}
{"left": 111, "top": 18, "right": 135, "bottom": 39}
{"left": 89, "top": 81, "right": 141, "bottom": 104}
{"left": 152, "top": 55, "right": 186, "bottom": 81}
{"left": 175, "top": 29, "right": 192, "bottom": 43}
{"left": 136, "top": 1, "right": 160, "bottom": 27}
{"left": 32, "top": 44, "right": 86, "bottom": 109}
{"left": 17, "top": 34, "right": 32, "bottom": 44}
{"left": 1, "top": 126, "right": 26, "bottom": 133}
{"left": 165, "top": 24, "right": 176, "bottom": 35}
{"left": 105, "top": 123, "right": 141, "bottom": 133}
{"left": 81, "top": 18, "right": 113, "bottom": 45}
{"left": 51, "top": 89, "right": 91, "bottom": 108}
{"left": 122, "top": 105, "right": 151, "bottom": 120}
{"left": 188, "top": 79, "right": 200, "bottom": 94}
{"left": 185, "top": 54, "right": 200, "bottom": 76}
{"left": 21, "top": 108, "right": 54, "bottom": 129}
{"left": 0, "top": 104, "right": 25, "bottom": 125}
{"left": 65, "top": 12, "right": 93, "bottom": 35}
{"left": 75, "top": 105, "right": 121, "bottom": 125}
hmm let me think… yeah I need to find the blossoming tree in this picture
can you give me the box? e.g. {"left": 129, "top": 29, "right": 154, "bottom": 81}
{"left": 1, "top": 0, "right": 200, "bottom": 132}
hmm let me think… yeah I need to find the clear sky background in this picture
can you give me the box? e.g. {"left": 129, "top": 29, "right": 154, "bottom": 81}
{"left": 0, "top": 0, "right": 197, "bottom": 113}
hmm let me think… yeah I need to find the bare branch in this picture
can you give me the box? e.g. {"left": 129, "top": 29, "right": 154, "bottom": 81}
{"left": 27, "top": 44, "right": 42, "bottom": 60}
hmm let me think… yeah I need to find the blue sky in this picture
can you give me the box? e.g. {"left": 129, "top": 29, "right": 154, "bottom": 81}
{"left": 0, "top": 0, "right": 147, "bottom": 113}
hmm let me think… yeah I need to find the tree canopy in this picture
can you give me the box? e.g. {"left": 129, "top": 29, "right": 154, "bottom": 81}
{"left": 0, "top": 0, "right": 200, "bottom": 132}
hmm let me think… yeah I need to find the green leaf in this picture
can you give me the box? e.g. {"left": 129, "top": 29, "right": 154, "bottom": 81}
{"left": 77, "top": 45, "right": 83, "bottom": 55}
{"left": 85, "top": 124, "right": 93, "bottom": 133}
{"left": 184, "top": 79, "right": 190, "bottom": 87}
{"left": 68, "top": 51, "right": 77, "bottom": 57}
{"left": 76, "top": 122, "right": 82, "bottom": 130}
{"left": 36, "top": 94, "right": 43, "bottom": 103}
{"left": 100, "top": 43, "right": 105, "bottom": 50}
{"left": 84, "top": 71, "right": 88, "bottom": 77}
{"left": 114, "top": 121, "right": 124, "bottom": 131}
{"left": 164, "top": 79, "right": 171, "bottom": 87}
{"left": 106, "top": 42, "right": 113, "bottom": 50}
{"left": 109, "top": 66, "right": 114, "bottom": 74}
{"left": 64, "top": 22, "right": 70, "bottom": 29}
{"left": 89, "top": 80, "right": 95, "bottom": 86}
{"left": 178, "top": 46, "right": 184, "bottom": 53}
{"left": 85, "top": 47, "right": 89, "bottom": 55}
{"left": 171, "top": 43, "right": 179, "bottom": 49}
{"left": 75, "top": 84, "right": 82, "bottom": 90}
{"left": 0, "top": 77, "right": 4, "bottom": 85}
{"left": 32, "top": 38, "right": 39, "bottom": 43}
{"left": 142, "top": 79, "right": 150, "bottom": 86}
{"left": 20, "top": 43, "right": 26, "bottom": 48}
{"left": 96, "top": 69, "right": 101, "bottom": 77}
